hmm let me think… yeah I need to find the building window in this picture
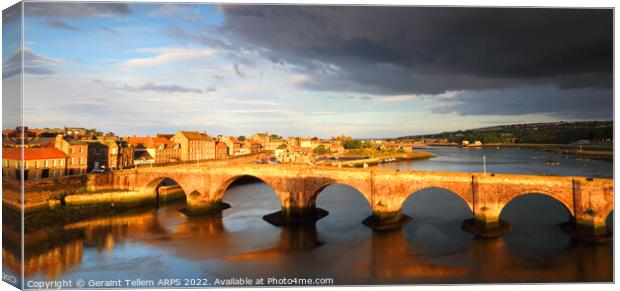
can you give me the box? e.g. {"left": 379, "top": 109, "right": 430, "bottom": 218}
{"left": 25, "top": 162, "right": 29, "bottom": 169}
{"left": 44, "top": 160, "right": 48, "bottom": 168}
{"left": 80, "top": 147, "right": 83, "bottom": 153}
{"left": 60, "top": 159, "right": 64, "bottom": 166}
{"left": 52, "top": 160, "right": 56, "bottom": 167}
{"left": 79, "top": 157, "right": 83, "bottom": 165}
{"left": 34, "top": 161, "right": 39, "bottom": 168}
{"left": 4, "top": 160, "right": 8, "bottom": 167}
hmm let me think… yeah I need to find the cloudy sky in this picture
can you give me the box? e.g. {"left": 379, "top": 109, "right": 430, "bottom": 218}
{"left": 2, "top": 2, "right": 613, "bottom": 138}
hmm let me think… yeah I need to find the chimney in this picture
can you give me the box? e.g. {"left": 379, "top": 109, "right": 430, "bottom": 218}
{"left": 55, "top": 134, "right": 63, "bottom": 150}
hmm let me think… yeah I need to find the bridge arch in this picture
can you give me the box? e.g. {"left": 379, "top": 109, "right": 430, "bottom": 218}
{"left": 499, "top": 189, "right": 574, "bottom": 217}
{"left": 499, "top": 192, "right": 574, "bottom": 223}
{"left": 142, "top": 176, "right": 190, "bottom": 202}
{"left": 310, "top": 181, "right": 371, "bottom": 206}
{"left": 401, "top": 186, "right": 474, "bottom": 215}
{"left": 213, "top": 174, "right": 283, "bottom": 204}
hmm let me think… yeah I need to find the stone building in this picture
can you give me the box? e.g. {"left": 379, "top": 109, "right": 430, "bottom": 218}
{"left": 221, "top": 137, "right": 244, "bottom": 156}
{"left": 265, "top": 138, "right": 286, "bottom": 151}
{"left": 245, "top": 139, "right": 262, "bottom": 153}
{"left": 97, "top": 137, "right": 134, "bottom": 170}
{"left": 86, "top": 137, "right": 134, "bottom": 171}
{"left": 54, "top": 135, "right": 88, "bottom": 175}
{"left": 170, "top": 131, "right": 215, "bottom": 161}
{"left": 274, "top": 146, "right": 315, "bottom": 165}
{"left": 85, "top": 141, "right": 108, "bottom": 171}
{"left": 299, "top": 138, "right": 313, "bottom": 149}
{"left": 2, "top": 147, "right": 67, "bottom": 180}
{"left": 251, "top": 132, "right": 270, "bottom": 148}
{"left": 215, "top": 141, "right": 229, "bottom": 160}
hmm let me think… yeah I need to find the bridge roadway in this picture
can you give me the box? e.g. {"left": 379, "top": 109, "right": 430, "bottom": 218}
{"left": 104, "top": 161, "right": 613, "bottom": 241}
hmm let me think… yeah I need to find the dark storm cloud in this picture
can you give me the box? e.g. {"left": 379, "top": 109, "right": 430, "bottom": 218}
{"left": 219, "top": 6, "right": 611, "bottom": 92}
{"left": 44, "top": 19, "right": 80, "bottom": 31}
{"left": 428, "top": 86, "right": 612, "bottom": 119}
{"left": 93, "top": 79, "right": 203, "bottom": 94}
{"left": 213, "top": 5, "right": 612, "bottom": 118}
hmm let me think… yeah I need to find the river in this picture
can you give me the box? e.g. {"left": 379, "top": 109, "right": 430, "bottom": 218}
{"left": 4, "top": 146, "right": 614, "bottom": 286}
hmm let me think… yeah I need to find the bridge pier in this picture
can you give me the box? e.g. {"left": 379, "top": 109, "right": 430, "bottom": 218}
{"left": 560, "top": 179, "right": 613, "bottom": 243}
{"left": 363, "top": 193, "right": 411, "bottom": 230}
{"left": 180, "top": 192, "right": 230, "bottom": 216}
{"left": 263, "top": 191, "right": 329, "bottom": 226}
{"left": 362, "top": 210, "right": 412, "bottom": 231}
{"left": 462, "top": 205, "right": 511, "bottom": 239}
{"left": 560, "top": 212, "right": 611, "bottom": 244}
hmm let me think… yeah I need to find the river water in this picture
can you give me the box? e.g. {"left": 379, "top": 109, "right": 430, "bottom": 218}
{"left": 4, "top": 146, "right": 614, "bottom": 286}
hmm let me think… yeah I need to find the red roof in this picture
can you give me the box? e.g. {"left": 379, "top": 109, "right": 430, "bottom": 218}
{"left": 216, "top": 142, "right": 228, "bottom": 148}
{"left": 128, "top": 137, "right": 172, "bottom": 148}
{"left": 3, "top": 147, "right": 67, "bottom": 160}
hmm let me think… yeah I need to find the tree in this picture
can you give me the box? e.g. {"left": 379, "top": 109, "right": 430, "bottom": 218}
{"left": 270, "top": 134, "right": 281, "bottom": 139}
{"left": 344, "top": 140, "right": 363, "bottom": 149}
{"left": 238, "top": 135, "right": 246, "bottom": 141}
{"left": 313, "top": 144, "right": 329, "bottom": 155}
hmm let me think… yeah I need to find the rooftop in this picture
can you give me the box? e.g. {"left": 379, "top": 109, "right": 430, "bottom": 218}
{"left": 3, "top": 147, "right": 68, "bottom": 161}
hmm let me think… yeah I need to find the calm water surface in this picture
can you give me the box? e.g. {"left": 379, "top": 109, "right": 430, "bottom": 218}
{"left": 5, "top": 147, "right": 614, "bottom": 286}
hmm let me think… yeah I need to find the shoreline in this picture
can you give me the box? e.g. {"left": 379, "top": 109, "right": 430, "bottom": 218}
{"left": 426, "top": 143, "right": 612, "bottom": 160}
{"left": 319, "top": 151, "right": 434, "bottom": 167}
{"left": 3, "top": 187, "right": 186, "bottom": 233}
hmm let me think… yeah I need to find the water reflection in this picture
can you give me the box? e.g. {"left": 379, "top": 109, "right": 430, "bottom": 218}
{"left": 228, "top": 225, "right": 322, "bottom": 261}
{"left": 367, "top": 230, "right": 469, "bottom": 283}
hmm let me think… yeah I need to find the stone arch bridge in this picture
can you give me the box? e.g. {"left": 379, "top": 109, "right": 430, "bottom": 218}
{"left": 103, "top": 162, "right": 613, "bottom": 240}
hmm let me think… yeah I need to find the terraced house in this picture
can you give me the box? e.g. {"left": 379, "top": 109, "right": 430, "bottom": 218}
{"left": 170, "top": 131, "right": 215, "bottom": 161}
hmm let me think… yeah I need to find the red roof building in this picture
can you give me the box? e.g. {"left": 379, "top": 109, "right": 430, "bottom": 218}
{"left": 2, "top": 148, "right": 68, "bottom": 180}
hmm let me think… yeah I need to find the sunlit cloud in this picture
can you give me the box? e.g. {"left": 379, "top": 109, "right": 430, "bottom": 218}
{"left": 119, "top": 47, "right": 216, "bottom": 69}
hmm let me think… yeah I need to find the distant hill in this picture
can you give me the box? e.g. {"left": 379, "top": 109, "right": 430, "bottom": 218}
{"left": 397, "top": 121, "right": 613, "bottom": 145}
